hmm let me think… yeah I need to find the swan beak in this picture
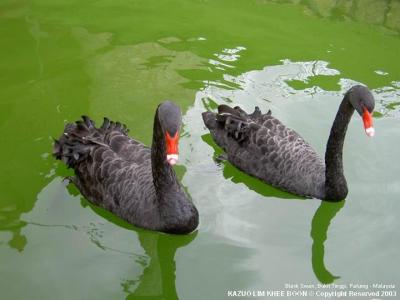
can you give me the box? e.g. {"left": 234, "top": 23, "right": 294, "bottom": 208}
{"left": 167, "top": 154, "right": 179, "bottom": 166}
{"left": 165, "top": 131, "right": 179, "bottom": 165}
{"left": 365, "top": 127, "right": 375, "bottom": 137}
{"left": 362, "top": 108, "right": 374, "bottom": 137}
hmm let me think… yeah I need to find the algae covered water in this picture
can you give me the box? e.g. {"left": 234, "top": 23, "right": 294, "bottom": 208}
{"left": 1, "top": 0, "right": 399, "bottom": 299}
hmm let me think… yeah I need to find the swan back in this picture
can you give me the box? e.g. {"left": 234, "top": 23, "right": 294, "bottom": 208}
{"left": 54, "top": 114, "right": 198, "bottom": 234}
{"left": 202, "top": 106, "right": 326, "bottom": 198}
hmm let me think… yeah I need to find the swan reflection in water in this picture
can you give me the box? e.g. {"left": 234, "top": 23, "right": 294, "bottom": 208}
{"left": 204, "top": 132, "right": 346, "bottom": 284}
{"left": 311, "top": 200, "right": 345, "bottom": 284}
{"left": 121, "top": 231, "right": 197, "bottom": 300}
{"left": 81, "top": 186, "right": 197, "bottom": 300}
{"left": 224, "top": 163, "right": 346, "bottom": 284}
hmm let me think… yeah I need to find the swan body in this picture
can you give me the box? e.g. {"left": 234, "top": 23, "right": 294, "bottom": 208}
{"left": 54, "top": 101, "right": 198, "bottom": 234}
{"left": 202, "top": 85, "right": 375, "bottom": 201}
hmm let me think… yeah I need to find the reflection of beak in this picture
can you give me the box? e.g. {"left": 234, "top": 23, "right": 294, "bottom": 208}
{"left": 165, "top": 131, "right": 179, "bottom": 165}
{"left": 362, "top": 107, "right": 375, "bottom": 137}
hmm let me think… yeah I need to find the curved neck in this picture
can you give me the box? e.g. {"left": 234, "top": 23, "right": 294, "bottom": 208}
{"left": 324, "top": 95, "right": 353, "bottom": 200}
{"left": 151, "top": 111, "right": 178, "bottom": 195}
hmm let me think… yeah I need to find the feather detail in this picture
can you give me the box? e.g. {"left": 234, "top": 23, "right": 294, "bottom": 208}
{"left": 202, "top": 104, "right": 326, "bottom": 199}
{"left": 54, "top": 106, "right": 198, "bottom": 234}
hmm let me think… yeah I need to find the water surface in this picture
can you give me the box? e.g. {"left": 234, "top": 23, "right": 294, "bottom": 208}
{"left": 1, "top": 0, "right": 399, "bottom": 299}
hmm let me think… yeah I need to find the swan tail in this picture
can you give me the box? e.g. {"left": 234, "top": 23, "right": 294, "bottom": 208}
{"left": 202, "top": 111, "right": 218, "bottom": 130}
{"left": 249, "top": 106, "right": 267, "bottom": 119}
{"left": 54, "top": 115, "right": 134, "bottom": 167}
{"left": 202, "top": 105, "right": 262, "bottom": 143}
{"left": 53, "top": 116, "right": 101, "bottom": 168}
{"left": 216, "top": 105, "right": 255, "bottom": 143}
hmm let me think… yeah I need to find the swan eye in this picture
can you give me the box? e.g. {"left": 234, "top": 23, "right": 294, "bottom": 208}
{"left": 362, "top": 107, "right": 374, "bottom": 137}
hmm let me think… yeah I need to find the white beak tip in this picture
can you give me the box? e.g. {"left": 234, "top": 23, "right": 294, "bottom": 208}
{"left": 365, "top": 127, "right": 375, "bottom": 137}
{"left": 167, "top": 154, "right": 179, "bottom": 165}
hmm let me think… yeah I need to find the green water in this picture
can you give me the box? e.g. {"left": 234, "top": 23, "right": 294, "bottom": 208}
{"left": 1, "top": 0, "right": 399, "bottom": 299}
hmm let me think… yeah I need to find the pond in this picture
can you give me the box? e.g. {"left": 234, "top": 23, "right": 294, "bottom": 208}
{"left": 0, "top": 0, "right": 399, "bottom": 299}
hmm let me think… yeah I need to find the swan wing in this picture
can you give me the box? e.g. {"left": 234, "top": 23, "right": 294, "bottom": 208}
{"left": 54, "top": 116, "right": 160, "bottom": 228}
{"left": 99, "top": 117, "right": 151, "bottom": 164}
{"left": 203, "top": 106, "right": 325, "bottom": 198}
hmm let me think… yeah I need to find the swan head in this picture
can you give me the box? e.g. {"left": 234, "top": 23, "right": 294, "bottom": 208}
{"left": 158, "top": 101, "right": 182, "bottom": 165}
{"left": 346, "top": 85, "right": 375, "bottom": 137}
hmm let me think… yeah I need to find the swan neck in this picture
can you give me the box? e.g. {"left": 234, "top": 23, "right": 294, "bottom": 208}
{"left": 324, "top": 95, "right": 353, "bottom": 200}
{"left": 151, "top": 111, "right": 179, "bottom": 194}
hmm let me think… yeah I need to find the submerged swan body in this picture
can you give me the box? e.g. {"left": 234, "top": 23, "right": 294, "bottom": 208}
{"left": 202, "top": 85, "right": 375, "bottom": 201}
{"left": 54, "top": 101, "right": 198, "bottom": 234}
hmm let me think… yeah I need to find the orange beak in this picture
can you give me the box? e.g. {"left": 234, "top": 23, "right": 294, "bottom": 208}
{"left": 362, "top": 107, "right": 375, "bottom": 137}
{"left": 165, "top": 131, "right": 179, "bottom": 165}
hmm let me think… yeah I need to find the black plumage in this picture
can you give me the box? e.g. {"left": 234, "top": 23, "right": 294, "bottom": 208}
{"left": 54, "top": 101, "right": 199, "bottom": 234}
{"left": 202, "top": 85, "right": 375, "bottom": 201}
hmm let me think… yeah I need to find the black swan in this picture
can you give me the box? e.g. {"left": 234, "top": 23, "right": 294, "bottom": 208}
{"left": 202, "top": 85, "right": 375, "bottom": 201}
{"left": 54, "top": 101, "right": 199, "bottom": 234}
